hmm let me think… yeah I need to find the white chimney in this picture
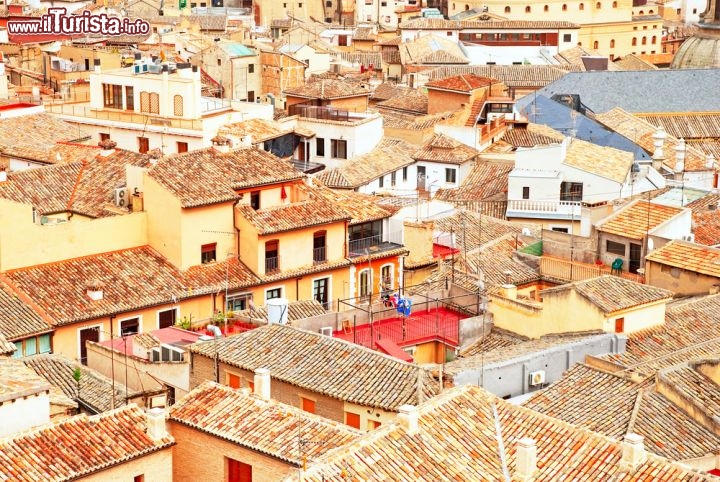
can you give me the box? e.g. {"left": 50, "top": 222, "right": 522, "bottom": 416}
{"left": 0, "top": 170, "right": 7, "bottom": 182}
{"left": 212, "top": 135, "right": 231, "bottom": 154}
{"left": 674, "top": 138, "right": 686, "bottom": 180}
{"left": 146, "top": 407, "right": 167, "bottom": 442}
{"left": 501, "top": 283, "right": 517, "bottom": 300}
{"left": 652, "top": 126, "right": 667, "bottom": 161}
{"left": 86, "top": 281, "right": 104, "bottom": 301}
{"left": 254, "top": 368, "right": 271, "bottom": 400}
{"left": 620, "top": 433, "right": 647, "bottom": 472}
{"left": 98, "top": 139, "right": 117, "bottom": 157}
{"left": 706, "top": 153, "right": 716, "bottom": 170}
{"left": 397, "top": 404, "right": 419, "bottom": 435}
{"left": 515, "top": 437, "right": 538, "bottom": 481}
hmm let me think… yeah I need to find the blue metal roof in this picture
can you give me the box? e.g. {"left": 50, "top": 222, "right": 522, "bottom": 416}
{"left": 219, "top": 42, "right": 255, "bottom": 57}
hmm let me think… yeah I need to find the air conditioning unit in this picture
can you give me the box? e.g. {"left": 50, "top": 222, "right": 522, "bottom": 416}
{"left": 114, "top": 187, "right": 128, "bottom": 207}
{"left": 320, "top": 327, "right": 333, "bottom": 336}
{"left": 529, "top": 370, "right": 546, "bottom": 386}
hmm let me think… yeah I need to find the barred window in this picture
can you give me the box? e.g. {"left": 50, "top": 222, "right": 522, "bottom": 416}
{"left": 150, "top": 93, "right": 160, "bottom": 114}
{"left": 140, "top": 91, "right": 150, "bottom": 113}
{"left": 174, "top": 94, "right": 183, "bottom": 116}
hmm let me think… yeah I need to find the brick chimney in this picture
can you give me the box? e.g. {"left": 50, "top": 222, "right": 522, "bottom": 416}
{"left": 211, "top": 135, "right": 231, "bottom": 154}
{"left": 98, "top": 139, "right": 117, "bottom": 157}
{"left": 619, "top": 433, "right": 647, "bottom": 472}
{"left": 86, "top": 280, "right": 104, "bottom": 301}
{"left": 254, "top": 368, "right": 271, "bottom": 400}
{"left": 515, "top": 437, "right": 537, "bottom": 481}
{"left": 146, "top": 407, "right": 167, "bottom": 442}
{"left": 397, "top": 404, "right": 419, "bottom": 435}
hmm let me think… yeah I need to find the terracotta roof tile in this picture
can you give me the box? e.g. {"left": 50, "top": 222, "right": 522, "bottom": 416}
{"left": 0, "top": 359, "right": 51, "bottom": 402}
{"left": 219, "top": 118, "right": 312, "bottom": 144}
{"left": 310, "top": 180, "right": 395, "bottom": 225}
{"left": 3, "top": 246, "right": 258, "bottom": 326}
{"left": 399, "top": 35, "right": 469, "bottom": 65}
{"left": 294, "top": 384, "right": 711, "bottom": 481}
{"left": 646, "top": 240, "right": 720, "bottom": 278}
{"left": 376, "top": 90, "right": 428, "bottom": 114}
{"left": 564, "top": 136, "right": 635, "bottom": 183}
{"left": 189, "top": 324, "right": 439, "bottom": 411}
{"left": 0, "top": 404, "right": 173, "bottom": 481}
{"left": 233, "top": 299, "right": 327, "bottom": 323}
{"left": 371, "top": 82, "right": 411, "bottom": 101}
{"left": 283, "top": 79, "right": 370, "bottom": 99}
{"left": 412, "top": 133, "right": 479, "bottom": 164}
{"left": 435, "top": 159, "right": 512, "bottom": 202}
{"left": 400, "top": 18, "right": 579, "bottom": 30}
{"left": 614, "top": 53, "right": 659, "bottom": 71}
{"left": 597, "top": 200, "right": 686, "bottom": 240}
{"left": 0, "top": 113, "right": 89, "bottom": 163}
{"left": 692, "top": 210, "right": 720, "bottom": 246}
{"left": 170, "top": 382, "right": 359, "bottom": 464}
{"left": 426, "top": 64, "right": 570, "bottom": 88}
{"left": 0, "top": 334, "right": 15, "bottom": 355}
{"left": 502, "top": 124, "right": 565, "bottom": 147}
{"left": 0, "top": 279, "right": 52, "bottom": 341}
{"left": 425, "top": 73, "right": 494, "bottom": 92}
{"left": 637, "top": 112, "right": 720, "bottom": 139}
{"left": 380, "top": 110, "right": 456, "bottom": 130}
{"left": 149, "top": 147, "right": 304, "bottom": 208}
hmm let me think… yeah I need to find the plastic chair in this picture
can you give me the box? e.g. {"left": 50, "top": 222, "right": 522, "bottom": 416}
{"left": 611, "top": 258, "right": 623, "bottom": 275}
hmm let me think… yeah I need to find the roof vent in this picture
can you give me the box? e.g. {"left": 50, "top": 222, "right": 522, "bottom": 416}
{"left": 620, "top": 433, "right": 647, "bottom": 472}
{"left": 86, "top": 280, "right": 104, "bottom": 301}
{"left": 98, "top": 139, "right": 117, "bottom": 157}
{"left": 397, "top": 404, "right": 419, "bottom": 435}
{"left": 515, "top": 438, "right": 537, "bottom": 481}
{"left": 211, "top": 135, "right": 231, "bottom": 154}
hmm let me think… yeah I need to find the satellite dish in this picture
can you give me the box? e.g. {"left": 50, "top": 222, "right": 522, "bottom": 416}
{"left": 647, "top": 238, "right": 654, "bottom": 251}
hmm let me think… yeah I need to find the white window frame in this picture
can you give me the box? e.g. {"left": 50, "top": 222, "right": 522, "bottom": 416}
{"left": 156, "top": 307, "right": 179, "bottom": 330}
{"left": 226, "top": 292, "right": 253, "bottom": 312}
{"left": 77, "top": 324, "right": 103, "bottom": 360}
{"left": 264, "top": 286, "right": 284, "bottom": 302}
{"left": 117, "top": 315, "right": 143, "bottom": 337}
{"left": 358, "top": 268, "right": 372, "bottom": 297}
{"left": 379, "top": 263, "right": 394, "bottom": 291}
{"left": 312, "top": 275, "right": 332, "bottom": 310}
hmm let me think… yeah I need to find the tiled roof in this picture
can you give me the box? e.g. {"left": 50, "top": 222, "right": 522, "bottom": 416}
{"left": 433, "top": 210, "right": 525, "bottom": 254}
{"left": 399, "top": 34, "right": 469, "bottom": 65}
{"left": 371, "top": 82, "right": 412, "bottom": 101}
{"left": 376, "top": 90, "right": 428, "bottom": 114}
{"left": 0, "top": 113, "right": 89, "bottom": 163}
{"left": 435, "top": 159, "right": 512, "bottom": 203}
{"left": 602, "top": 294, "right": 720, "bottom": 375}
{"left": 540, "top": 275, "right": 673, "bottom": 314}
{"left": 294, "top": 384, "right": 712, "bottom": 481}
{"left": 412, "top": 133, "right": 479, "bottom": 164}
{"left": 378, "top": 35, "right": 401, "bottom": 45}
{"left": 0, "top": 148, "right": 150, "bottom": 217}
{"left": 170, "top": 382, "right": 359, "bottom": 464}
{"left": 425, "top": 73, "right": 493, "bottom": 93}
{"left": 0, "top": 334, "right": 15, "bottom": 355}
{"left": 380, "top": 110, "right": 457, "bottom": 130}
{"left": 400, "top": 17, "right": 578, "bottom": 29}
{"left": 149, "top": 147, "right": 304, "bottom": 208}
{"left": 258, "top": 257, "right": 352, "bottom": 284}
{"left": 283, "top": 79, "right": 370, "bottom": 99}
{"left": 24, "top": 354, "right": 140, "bottom": 414}
{"left": 553, "top": 46, "right": 622, "bottom": 71}
{"left": 458, "top": 327, "right": 526, "bottom": 357}
{"left": 0, "top": 279, "right": 52, "bottom": 341}
{"left": 189, "top": 324, "right": 439, "bottom": 411}
{"left": 310, "top": 180, "right": 395, "bottom": 225}
{"left": 426, "top": 64, "right": 570, "bottom": 88}
{"left": 219, "top": 118, "right": 310, "bottom": 143}
{"left": 660, "top": 363, "right": 720, "bottom": 421}
{"left": 637, "top": 112, "right": 720, "bottom": 139}
{"left": 502, "top": 124, "right": 565, "bottom": 147}
{"left": 597, "top": 200, "right": 685, "bottom": 240}
{"left": 595, "top": 107, "right": 707, "bottom": 172}
{"left": 335, "top": 51, "right": 382, "bottom": 68}
{"left": 0, "top": 359, "right": 51, "bottom": 402}
{"left": 315, "top": 138, "right": 417, "bottom": 189}
{"left": 614, "top": 54, "right": 659, "bottom": 71}
{"left": 3, "top": 246, "right": 258, "bottom": 326}
{"left": 233, "top": 299, "right": 327, "bottom": 323}
{"left": 692, "top": 210, "right": 720, "bottom": 246}
{"left": 352, "top": 27, "right": 375, "bottom": 40}
{"left": 0, "top": 404, "right": 173, "bottom": 481}
{"left": 564, "top": 136, "right": 634, "bottom": 183}
{"left": 646, "top": 240, "right": 720, "bottom": 278}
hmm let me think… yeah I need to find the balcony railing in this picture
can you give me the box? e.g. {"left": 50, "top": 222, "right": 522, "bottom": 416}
{"left": 265, "top": 256, "right": 279, "bottom": 274}
{"left": 313, "top": 246, "right": 326, "bottom": 264}
{"left": 506, "top": 199, "right": 581, "bottom": 219}
{"left": 349, "top": 235, "right": 381, "bottom": 255}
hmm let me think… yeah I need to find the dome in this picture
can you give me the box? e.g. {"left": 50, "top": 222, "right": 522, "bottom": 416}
{"left": 671, "top": 26, "right": 720, "bottom": 69}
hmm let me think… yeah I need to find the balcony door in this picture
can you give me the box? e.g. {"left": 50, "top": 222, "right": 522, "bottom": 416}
{"left": 629, "top": 243, "right": 642, "bottom": 274}
{"left": 313, "top": 277, "right": 329, "bottom": 310}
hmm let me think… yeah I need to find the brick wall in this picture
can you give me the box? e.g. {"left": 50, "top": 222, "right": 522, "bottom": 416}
{"left": 80, "top": 447, "right": 173, "bottom": 482}
{"left": 170, "top": 423, "right": 294, "bottom": 482}
{"left": 191, "top": 354, "right": 348, "bottom": 424}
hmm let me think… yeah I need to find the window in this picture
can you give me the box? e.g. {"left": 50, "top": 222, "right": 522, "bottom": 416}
{"left": 266, "top": 287, "right": 282, "bottom": 300}
{"left": 150, "top": 93, "right": 159, "bottom": 114}
{"left": 39, "top": 334, "right": 51, "bottom": 354}
{"left": 544, "top": 4, "right": 549, "bottom": 11}
{"left": 313, "top": 230, "right": 326, "bottom": 264}
{"left": 125, "top": 86, "right": 134, "bottom": 110}
{"left": 525, "top": 5, "right": 531, "bottom": 12}
{"left": 120, "top": 318, "right": 140, "bottom": 336}
{"left": 562, "top": 3, "right": 567, "bottom": 10}
{"left": 177, "top": 141, "right": 188, "bottom": 153}
{"left": 651, "top": 35, "right": 657, "bottom": 44}
{"left": 613, "top": 0, "right": 617, "bottom": 6}
{"left": 140, "top": 91, "right": 149, "bottom": 112}
{"left": 522, "top": 186, "right": 530, "bottom": 199}
{"left": 331, "top": 139, "right": 347, "bottom": 159}
{"left": 227, "top": 292, "right": 252, "bottom": 312}
{"left": 326, "top": 0, "right": 332, "bottom": 5}
{"left": 134, "top": 476, "right": 144, "bottom": 482}
{"left": 614, "top": 317, "right": 625, "bottom": 333}
{"left": 316, "top": 137, "right": 325, "bottom": 156}
{"left": 596, "top": 1, "right": 601, "bottom": 7}
{"left": 563, "top": 33, "right": 571, "bottom": 41}
{"left": 248, "top": 63, "right": 254, "bottom": 73}
{"left": 379, "top": 176, "right": 384, "bottom": 188}
{"left": 265, "top": 240, "right": 279, "bottom": 273}
{"left": 579, "top": 2, "right": 584, "bottom": 9}
{"left": 173, "top": 94, "right": 183, "bottom": 116}
{"left": 610, "top": 39, "right": 615, "bottom": 48}
{"left": 217, "top": 58, "right": 222, "bottom": 67}
{"left": 593, "top": 40, "right": 598, "bottom": 49}
{"left": 346, "top": 412, "right": 361, "bottom": 429}
{"left": 158, "top": 309, "right": 177, "bottom": 329}
{"left": 402, "top": 166, "right": 408, "bottom": 181}
{"left": 504, "top": 6, "right": 510, "bottom": 12}
{"left": 606, "top": 240, "right": 625, "bottom": 256}
{"left": 248, "top": 90, "right": 255, "bottom": 102}
{"left": 25, "top": 337, "right": 36, "bottom": 356}
{"left": 313, "top": 277, "right": 329, "bottom": 309}
{"left": 381, "top": 264, "right": 392, "bottom": 290}
{"left": 250, "top": 191, "right": 260, "bottom": 210}
{"left": 100, "top": 133, "right": 110, "bottom": 142}
{"left": 79, "top": 327, "right": 99, "bottom": 365}
{"left": 551, "top": 227, "right": 569, "bottom": 233}
{"left": 642, "top": 36, "right": 647, "bottom": 45}
{"left": 368, "top": 420, "right": 382, "bottom": 429}
{"left": 632, "top": 37, "right": 637, "bottom": 46}
{"left": 359, "top": 269, "right": 371, "bottom": 297}
{"left": 301, "top": 397, "right": 316, "bottom": 413}
{"left": 201, "top": 243, "right": 217, "bottom": 264}
{"left": 102, "top": 83, "right": 122, "bottom": 108}
{"left": 226, "top": 457, "right": 252, "bottom": 482}
{"left": 445, "top": 168, "right": 457, "bottom": 183}
{"left": 560, "top": 182, "right": 582, "bottom": 201}
{"left": 228, "top": 373, "right": 241, "bottom": 388}
{"left": 138, "top": 136, "right": 149, "bottom": 154}
{"left": 338, "top": 35, "right": 349, "bottom": 46}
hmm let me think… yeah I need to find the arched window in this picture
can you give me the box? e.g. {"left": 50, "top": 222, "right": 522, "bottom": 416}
{"left": 577, "top": 41, "right": 582, "bottom": 46}
{"left": 610, "top": 39, "right": 615, "bottom": 48}
{"left": 149, "top": 92, "right": 159, "bottom": 114}
{"left": 649, "top": 9, "right": 653, "bottom": 13}
{"left": 596, "top": 2, "right": 601, "bottom": 8}
{"left": 593, "top": 40, "right": 599, "bottom": 49}
{"left": 359, "top": 269, "right": 372, "bottom": 298}
{"left": 562, "top": 3, "right": 567, "bottom": 10}
{"left": 465, "top": 4, "right": 470, "bottom": 9}
{"left": 173, "top": 94, "right": 183, "bottom": 116}
{"left": 651, "top": 35, "right": 657, "bottom": 44}
{"left": 544, "top": 4, "right": 549, "bottom": 11}
{"left": 579, "top": 2, "right": 584, "bottom": 9}
{"left": 638, "top": 10, "right": 644, "bottom": 14}
{"left": 505, "top": 5, "right": 511, "bottom": 12}
{"left": 641, "top": 36, "right": 647, "bottom": 45}
{"left": 632, "top": 37, "right": 637, "bottom": 46}
{"left": 525, "top": 5, "right": 531, "bottom": 12}
{"left": 612, "top": 0, "right": 617, "bottom": 6}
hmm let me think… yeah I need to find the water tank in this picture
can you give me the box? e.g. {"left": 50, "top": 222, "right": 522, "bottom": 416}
{"left": 266, "top": 298, "right": 289, "bottom": 325}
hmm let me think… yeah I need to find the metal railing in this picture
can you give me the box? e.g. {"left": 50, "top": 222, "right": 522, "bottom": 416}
{"left": 349, "top": 235, "right": 381, "bottom": 254}
{"left": 45, "top": 102, "right": 206, "bottom": 130}
{"left": 540, "top": 256, "right": 645, "bottom": 283}
{"left": 265, "top": 256, "right": 279, "bottom": 274}
{"left": 507, "top": 199, "right": 581, "bottom": 216}
{"left": 313, "top": 246, "right": 326, "bottom": 264}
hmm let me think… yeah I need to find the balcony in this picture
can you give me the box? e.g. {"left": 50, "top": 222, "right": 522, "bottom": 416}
{"left": 265, "top": 256, "right": 279, "bottom": 274}
{"left": 348, "top": 235, "right": 404, "bottom": 257}
{"left": 506, "top": 199, "right": 581, "bottom": 220}
{"left": 313, "top": 246, "right": 326, "bottom": 265}
{"left": 288, "top": 103, "right": 368, "bottom": 122}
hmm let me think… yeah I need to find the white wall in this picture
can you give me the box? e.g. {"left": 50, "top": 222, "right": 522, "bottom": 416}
{"left": 652, "top": 209, "right": 692, "bottom": 240}
{"left": 303, "top": 114, "right": 383, "bottom": 167}
{"left": 0, "top": 393, "right": 50, "bottom": 436}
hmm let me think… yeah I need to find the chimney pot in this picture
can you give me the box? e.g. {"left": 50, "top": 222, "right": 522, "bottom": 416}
{"left": 146, "top": 407, "right": 167, "bottom": 442}
{"left": 515, "top": 437, "right": 537, "bottom": 481}
{"left": 620, "top": 433, "right": 647, "bottom": 471}
{"left": 397, "top": 404, "right": 419, "bottom": 434}
{"left": 254, "top": 368, "right": 271, "bottom": 400}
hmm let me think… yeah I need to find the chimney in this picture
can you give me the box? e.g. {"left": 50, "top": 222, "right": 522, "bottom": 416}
{"left": 254, "top": 368, "right": 271, "bottom": 400}
{"left": 651, "top": 126, "right": 667, "bottom": 171}
{"left": 93, "top": 58, "right": 101, "bottom": 73}
{"left": 500, "top": 282, "right": 517, "bottom": 300}
{"left": 674, "top": 138, "right": 686, "bottom": 181}
{"left": 211, "top": 135, "right": 231, "bottom": 154}
{"left": 620, "top": 433, "right": 647, "bottom": 472}
{"left": 0, "top": 169, "right": 7, "bottom": 182}
{"left": 146, "top": 407, "right": 167, "bottom": 442}
{"left": 86, "top": 280, "right": 104, "bottom": 301}
{"left": 397, "top": 404, "right": 419, "bottom": 435}
{"left": 146, "top": 148, "right": 163, "bottom": 165}
{"left": 515, "top": 437, "right": 538, "bottom": 481}
{"left": 98, "top": 139, "right": 117, "bottom": 157}
{"left": 706, "top": 153, "right": 717, "bottom": 170}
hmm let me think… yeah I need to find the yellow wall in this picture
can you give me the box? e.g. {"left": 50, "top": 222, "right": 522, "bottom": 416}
{"left": 80, "top": 447, "right": 173, "bottom": 482}
{"left": 413, "top": 341, "right": 447, "bottom": 364}
{"left": 0, "top": 199, "right": 148, "bottom": 272}
{"left": 645, "top": 261, "right": 719, "bottom": 296}
{"left": 145, "top": 175, "right": 183, "bottom": 269}
{"left": 343, "top": 401, "right": 397, "bottom": 431}
{"left": 180, "top": 203, "right": 236, "bottom": 270}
